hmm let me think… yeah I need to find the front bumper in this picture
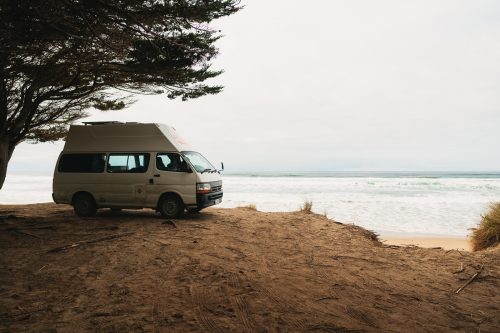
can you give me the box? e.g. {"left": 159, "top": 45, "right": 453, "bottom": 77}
{"left": 196, "top": 190, "right": 223, "bottom": 209}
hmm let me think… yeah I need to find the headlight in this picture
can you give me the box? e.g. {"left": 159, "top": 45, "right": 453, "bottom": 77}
{"left": 196, "top": 183, "right": 211, "bottom": 194}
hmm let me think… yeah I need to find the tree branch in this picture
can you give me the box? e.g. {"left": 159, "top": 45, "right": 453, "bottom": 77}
{"left": 7, "top": 84, "right": 35, "bottom": 138}
{"left": 0, "top": 75, "right": 8, "bottom": 134}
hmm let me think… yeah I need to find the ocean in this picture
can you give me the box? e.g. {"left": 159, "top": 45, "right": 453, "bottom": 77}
{"left": 1, "top": 172, "right": 499, "bottom": 237}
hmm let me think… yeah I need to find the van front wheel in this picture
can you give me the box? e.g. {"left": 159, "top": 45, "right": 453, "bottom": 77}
{"left": 73, "top": 193, "right": 97, "bottom": 217}
{"left": 158, "top": 195, "right": 184, "bottom": 219}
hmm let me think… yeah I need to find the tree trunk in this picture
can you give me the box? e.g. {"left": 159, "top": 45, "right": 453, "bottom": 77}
{"left": 0, "top": 137, "right": 14, "bottom": 190}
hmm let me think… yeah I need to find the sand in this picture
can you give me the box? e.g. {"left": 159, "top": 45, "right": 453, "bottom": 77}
{"left": 382, "top": 236, "right": 471, "bottom": 251}
{"left": 0, "top": 203, "right": 499, "bottom": 332}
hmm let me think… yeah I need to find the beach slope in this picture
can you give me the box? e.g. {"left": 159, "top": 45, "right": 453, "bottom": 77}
{"left": 0, "top": 204, "right": 498, "bottom": 332}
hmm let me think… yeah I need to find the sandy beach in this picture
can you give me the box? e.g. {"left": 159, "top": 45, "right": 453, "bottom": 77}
{"left": 1, "top": 203, "right": 499, "bottom": 332}
{"left": 381, "top": 235, "right": 471, "bottom": 251}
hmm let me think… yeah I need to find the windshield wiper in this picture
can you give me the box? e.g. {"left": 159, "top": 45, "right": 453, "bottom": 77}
{"left": 201, "top": 168, "right": 214, "bottom": 174}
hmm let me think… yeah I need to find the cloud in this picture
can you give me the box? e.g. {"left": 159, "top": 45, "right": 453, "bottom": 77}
{"left": 8, "top": 0, "right": 500, "bottom": 173}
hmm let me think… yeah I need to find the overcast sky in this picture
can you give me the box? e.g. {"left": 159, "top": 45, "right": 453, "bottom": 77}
{"left": 9, "top": 0, "right": 500, "bottom": 174}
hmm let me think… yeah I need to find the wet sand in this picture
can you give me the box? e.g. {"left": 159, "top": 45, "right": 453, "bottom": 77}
{"left": 0, "top": 203, "right": 499, "bottom": 332}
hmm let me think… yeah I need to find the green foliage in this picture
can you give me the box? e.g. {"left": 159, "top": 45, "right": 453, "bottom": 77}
{"left": 0, "top": 0, "right": 240, "bottom": 140}
{"left": 0, "top": 0, "right": 241, "bottom": 188}
{"left": 92, "top": 100, "right": 127, "bottom": 111}
{"left": 471, "top": 203, "right": 500, "bottom": 251}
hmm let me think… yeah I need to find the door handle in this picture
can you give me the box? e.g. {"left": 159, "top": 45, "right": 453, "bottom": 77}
{"left": 154, "top": 174, "right": 160, "bottom": 177}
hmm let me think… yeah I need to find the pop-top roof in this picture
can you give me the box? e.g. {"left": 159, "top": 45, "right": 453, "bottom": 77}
{"left": 63, "top": 123, "right": 192, "bottom": 152}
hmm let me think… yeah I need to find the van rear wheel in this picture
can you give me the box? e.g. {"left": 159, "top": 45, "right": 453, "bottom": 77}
{"left": 158, "top": 195, "right": 184, "bottom": 219}
{"left": 73, "top": 193, "right": 97, "bottom": 217}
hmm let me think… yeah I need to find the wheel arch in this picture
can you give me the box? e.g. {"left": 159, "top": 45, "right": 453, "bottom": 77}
{"left": 71, "top": 191, "right": 96, "bottom": 205}
{"left": 156, "top": 191, "right": 185, "bottom": 209}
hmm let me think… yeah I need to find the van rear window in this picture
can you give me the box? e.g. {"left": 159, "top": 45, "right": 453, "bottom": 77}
{"left": 107, "top": 153, "right": 150, "bottom": 173}
{"left": 58, "top": 154, "right": 106, "bottom": 173}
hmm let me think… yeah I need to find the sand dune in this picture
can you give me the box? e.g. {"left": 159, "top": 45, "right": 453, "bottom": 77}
{"left": 0, "top": 203, "right": 498, "bottom": 332}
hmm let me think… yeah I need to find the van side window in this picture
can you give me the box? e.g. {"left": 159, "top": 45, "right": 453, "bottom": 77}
{"left": 157, "top": 153, "right": 190, "bottom": 172}
{"left": 107, "top": 153, "right": 150, "bottom": 173}
{"left": 58, "top": 154, "right": 106, "bottom": 173}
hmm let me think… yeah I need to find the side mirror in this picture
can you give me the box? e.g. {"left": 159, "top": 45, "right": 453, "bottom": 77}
{"left": 221, "top": 162, "right": 224, "bottom": 171}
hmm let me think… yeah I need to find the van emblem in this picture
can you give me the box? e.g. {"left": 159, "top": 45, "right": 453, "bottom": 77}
{"left": 137, "top": 189, "right": 142, "bottom": 194}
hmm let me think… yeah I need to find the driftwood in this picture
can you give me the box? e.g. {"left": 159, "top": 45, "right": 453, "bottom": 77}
{"left": 22, "top": 225, "right": 57, "bottom": 230}
{"left": 37, "top": 265, "right": 49, "bottom": 273}
{"left": 452, "top": 263, "right": 465, "bottom": 274}
{"left": 47, "top": 232, "right": 134, "bottom": 253}
{"left": 15, "top": 230, "right": 40, "bottom": 239}
{"left": 0, "top": 214, "right": 17, "bottom": 220}
{"left": 445, "top": 249, "right": 465, "bottom": 257}
{"left": 2, "top": 228, "right": 41, "bottom": 239}
{"left": 1, "top": 225, "right": 56, "bottom": 231}
{"left": 454, "top": 264, "right": 484, "bottom": 294}
{"left": 314, "top": 295, "right": 339, "bottom": 302}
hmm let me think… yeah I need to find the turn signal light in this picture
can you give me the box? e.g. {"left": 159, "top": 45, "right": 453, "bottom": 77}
{"left": 196, "top": 183, "right": 211, "bottom": 194}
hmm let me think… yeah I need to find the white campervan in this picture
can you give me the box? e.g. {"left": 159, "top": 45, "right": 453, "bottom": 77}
{"left": 52, "top": 122, "right": 223, "bottom": 218}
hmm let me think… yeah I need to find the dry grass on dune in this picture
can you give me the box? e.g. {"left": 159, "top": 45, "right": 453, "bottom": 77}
{"left": 471, "top": 202, "right": 500, "bottom": 251}
{"left": 300, "top": 200, "right": 313, "bottom": 213}
{"left": 239, "top": 204, "right": 257, "bottom": 210}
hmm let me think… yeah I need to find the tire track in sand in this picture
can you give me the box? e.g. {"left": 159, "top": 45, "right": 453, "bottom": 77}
{"left": 230, "top": 294, "right": 253, "bottom": 333}
{"left": 225, "top": 271, "right": 254, "bottom": 333}
{"left": 254, "top": 259, "right": 308, "bottom": 332}
{"left": 189, "top": 285, "right": 227, "bottom": 333}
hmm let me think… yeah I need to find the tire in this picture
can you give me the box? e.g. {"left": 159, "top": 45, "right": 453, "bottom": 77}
{"left": 73, "top": 193, "right": 97, "bottom": 217}
{"left": 158, "top": 194, "right": 184, "bottom": 219}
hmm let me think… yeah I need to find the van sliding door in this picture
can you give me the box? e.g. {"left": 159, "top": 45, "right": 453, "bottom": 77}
{"left": 103, "top": 153, "right": 151, "bottom": 206}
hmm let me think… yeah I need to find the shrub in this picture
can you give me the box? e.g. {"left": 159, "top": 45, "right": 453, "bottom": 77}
{"left": 301, "top": 200, "right": 313, "bottom": 213}
{"left": 471, "top": 202, "right": 500, "bottom": 251}
{"left": 240, "top": 204, "right": 257, "bottom": 211}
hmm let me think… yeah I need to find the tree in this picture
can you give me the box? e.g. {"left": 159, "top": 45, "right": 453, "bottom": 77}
{"left": 0, "top": 0, "right": 240, "bottom": 189}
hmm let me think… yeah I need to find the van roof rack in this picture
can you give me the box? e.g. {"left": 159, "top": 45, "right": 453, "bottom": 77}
{"left": 82, "top": 121, "right": 124, "bottom": 126}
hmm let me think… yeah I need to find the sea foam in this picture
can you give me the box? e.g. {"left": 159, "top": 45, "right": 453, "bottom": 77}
{"left": 1, "top": 172, "right": 499, "bottom": 237}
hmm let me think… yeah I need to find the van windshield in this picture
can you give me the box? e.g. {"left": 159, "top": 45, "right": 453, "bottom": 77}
{"left": 182, "top": 151, "right": 216, "bottom": 173}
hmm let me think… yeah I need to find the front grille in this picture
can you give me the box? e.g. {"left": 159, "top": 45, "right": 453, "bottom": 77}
{"left": 208, "top": 193, "right": 223, "bottom": 200}
{"left": 211, "top": 185, "right": 222, "bottom": 193}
